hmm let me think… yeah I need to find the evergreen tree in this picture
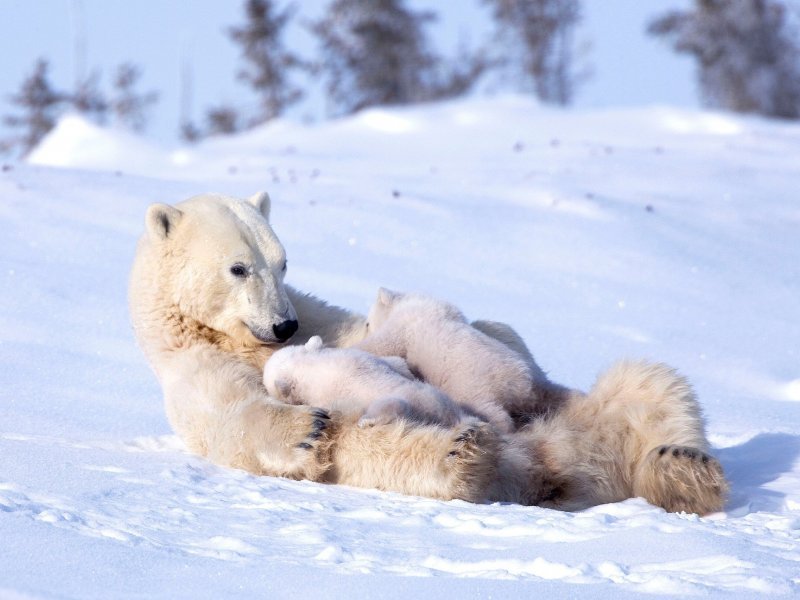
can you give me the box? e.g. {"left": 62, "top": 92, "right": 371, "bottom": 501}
{"left": 649, "top": 0, "right": 800, "bottom": 119}
{"left": 110, "top": 63, "right": 158, "bottom": 132}
{"left": 72, "top": 71, "right": 109, "bottom": 124}
{"left": 1, "top": 59, "right": 67, "bottom": 156}
{"left": 205, "top": 105, "right": 242, "bottom": 136}
{"left": 310, "top": 0, "right": 440, "bottom": 114}
{"left": 229, "top": 0, "right": 305, "bottom": 124}
{"left": 483, "top": 0, "right": 584, "bottom": 105}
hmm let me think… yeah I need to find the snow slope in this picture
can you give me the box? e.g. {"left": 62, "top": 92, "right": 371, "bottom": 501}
{"left": 3, "top": 96, "right": 800, "bottom": 597}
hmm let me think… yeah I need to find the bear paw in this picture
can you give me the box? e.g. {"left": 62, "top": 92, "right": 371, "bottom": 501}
{"left": 286, "top": 406, "right": 333, "bottom": 480}
{"left": 441, "top": 419, "right": 500, "bottom": 502}
{"left": 635, "top": 444, "right": 728, "bottom": 515}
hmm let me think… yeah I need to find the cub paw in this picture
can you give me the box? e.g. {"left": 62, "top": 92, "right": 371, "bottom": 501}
{"left": 359, "top": 397, "right": 411, "bottom": 428}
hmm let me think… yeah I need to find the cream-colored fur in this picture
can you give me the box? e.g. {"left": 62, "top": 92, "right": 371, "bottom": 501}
{"left": 129, "top": 192, "right": 496, "bottom": 499}
{"left": 264, "top": 336, "right": 466, "bottom": 427}
{"left": 358, "top": 289, "right": 566, "bottom": 431}
{"left": 130, "top": 192, "right": 727, "bottom": 514}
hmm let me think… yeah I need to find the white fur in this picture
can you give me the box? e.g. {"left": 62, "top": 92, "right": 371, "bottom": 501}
{"left": 264, "top": 336, "right": 465, "bottom": 427}
{"left": 358, "top": 289, "right": 561, "bottom": 432}
{"left": 129, "top": 192, "right": 728, "bottom": 513}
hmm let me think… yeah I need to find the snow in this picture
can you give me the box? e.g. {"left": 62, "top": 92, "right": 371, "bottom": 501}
{"left": 2, "top": 95, "right": 800, "bottom": 597}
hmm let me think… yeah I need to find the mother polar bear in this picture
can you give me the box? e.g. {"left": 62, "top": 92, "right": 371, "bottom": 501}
{"left": 129, "top": 191, "right": 727, "bottom": 514}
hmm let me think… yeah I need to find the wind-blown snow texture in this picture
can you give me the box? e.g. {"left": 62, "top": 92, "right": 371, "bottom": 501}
{"left": 2, "top": 96, "right": 800, "bottom": 598}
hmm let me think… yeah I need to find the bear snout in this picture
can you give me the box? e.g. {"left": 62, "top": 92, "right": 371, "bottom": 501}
{"left": 273, "top": 319, "right": 299, "bottom": 342}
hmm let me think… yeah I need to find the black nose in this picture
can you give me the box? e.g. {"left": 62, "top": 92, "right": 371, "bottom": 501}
{"left": 272, "top": 319, "right": 298, "bottom": 342}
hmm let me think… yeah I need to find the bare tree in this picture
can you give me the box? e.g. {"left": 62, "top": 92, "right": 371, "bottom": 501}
{"left": 649, "top": 0, "right": 800, "bottom": 119}
{"left": 205, "top": 104, "right": 242, "bottom": 136}
{"left": 483, "top": 0, "right": 585, "bottom": 105}
{"left": 310, "top": 0, "right": 441, "bottom": 114}
{"left": 110, "top": 63, "right": 158, "bottom": 132}
{"left": 229, "top": 0, "right": 305, "bottom": 125}
{"left": 1, "top": 59, "right": 68, "bottom": 156}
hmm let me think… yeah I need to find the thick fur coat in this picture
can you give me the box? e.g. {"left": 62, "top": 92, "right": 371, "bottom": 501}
{"left": 129, "top": 192, "right": 728, "bottom": 513}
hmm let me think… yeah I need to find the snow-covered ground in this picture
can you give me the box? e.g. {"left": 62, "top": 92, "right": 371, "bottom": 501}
{"left": 2, "top": 96, "right": 799, "bottom": 597}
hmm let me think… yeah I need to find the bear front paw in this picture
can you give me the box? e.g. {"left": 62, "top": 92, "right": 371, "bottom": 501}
{"left": 441, "top": 419, "right": 500, "bottom": 502}
{"left": 285, "top": 406, "right": 333, "bottom": 480}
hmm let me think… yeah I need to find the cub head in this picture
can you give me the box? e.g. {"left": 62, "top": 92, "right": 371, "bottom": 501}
{"left": 366, "top": 287, "right": 404, "bottom": 331}
{"left": 140, "top": 191, "right": 298, "bottom": 346}
{"left": 262, "top": 336, "right": 325, "bottom": 401}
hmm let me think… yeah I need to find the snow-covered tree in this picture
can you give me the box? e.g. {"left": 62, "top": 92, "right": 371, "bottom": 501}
{"left": 109, "top": 63, "right": 158, "bottom": 132}
{"left": 1, "top": 59, "right": 68, "bottom": 156}
{"left": 310, "top": 0, "right": 441, "bottom": 114}
{"left": 649, "top": 0, "right": 800, "bottom": 119}
{"left": 483, "top": 0, "right": 585, "bottom": 105}
{"left": 229, "top": 0, "right": 305, "bottom": 124}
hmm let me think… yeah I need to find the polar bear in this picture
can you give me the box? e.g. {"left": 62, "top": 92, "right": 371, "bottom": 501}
{"left": 129, "top": 191, "right": 498, "bottom": 502}
{"left": 358, "top": 288, "right": 570, "bottom": 432}
{"left": 264, "top": 335, "right": 467, "bottom": 427}
{"left": 129, "top": 191, "right": 728, "bottom": 514}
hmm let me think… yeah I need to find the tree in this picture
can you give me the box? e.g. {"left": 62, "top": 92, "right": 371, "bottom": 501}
{"left": 109, "top": 63, "right": 158, "bottom": 132}
{"left": 649, "top": 0, "right": 800, "bottom": 119}
{"left": 72, "top": 71, "right": 108, "bottom": 124}
{"left": 483, "top": 0, "right": 585, "bottom": 105}
{"left": 205, "top": 105, "right": 242, "bottom": 136}
{"left": 310, "top": 0, "right": 442, "bottom": 115}
{"left": 229, "top": 0, "right": 305, "bottom": 125}
{"left": 1, "top": 59, "right": 67, "bottom": 156}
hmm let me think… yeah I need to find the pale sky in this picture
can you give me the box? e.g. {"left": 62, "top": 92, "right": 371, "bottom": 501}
{"left": 0, "top": 0, "right": 697, "bottom": 144}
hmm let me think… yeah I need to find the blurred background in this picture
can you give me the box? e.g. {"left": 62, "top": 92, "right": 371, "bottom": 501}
{"left": 2, "top": 0, "right": 799, "bottom": 154}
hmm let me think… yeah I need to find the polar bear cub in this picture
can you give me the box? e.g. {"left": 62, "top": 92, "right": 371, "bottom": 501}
{"left": 264, "top": 336, "right": 466, "bottom": 427}
{"left": 357, "top": 289, "right": 557, "bottom": 433}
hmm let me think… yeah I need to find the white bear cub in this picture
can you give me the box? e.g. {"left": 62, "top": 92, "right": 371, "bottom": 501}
{"left": 263, "top": 336, "right": 465, "bottom": 427}
{"left": 358, "top": 289, "right": 556, "bottom": 433}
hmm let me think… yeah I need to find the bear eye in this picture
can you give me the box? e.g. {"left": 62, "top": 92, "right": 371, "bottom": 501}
{"left": 230, "top": 263, "right": 248, "bottom": 278}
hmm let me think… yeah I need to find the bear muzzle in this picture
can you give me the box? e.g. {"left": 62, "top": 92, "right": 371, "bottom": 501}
{"left": 272, "top": 319, "right": 299, "bottom": 342}
{"left": 246, "top": 319, "right": 298, "bottom": 344}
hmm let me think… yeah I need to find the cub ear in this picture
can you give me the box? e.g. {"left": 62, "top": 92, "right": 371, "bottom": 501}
{"left": 305, "top": 335, "right": 324, "bottom": 351}
{"left": 274, "top": 377, "right": 294, "bottom": 399}
{"left": 145, "top": 203, "right": 182, "bottom": 241}
{"left": 248, "top": 191, "right": 271, "bottom": 221}
{"left": 377, "top": 287, "right": 399, "bottom": 306}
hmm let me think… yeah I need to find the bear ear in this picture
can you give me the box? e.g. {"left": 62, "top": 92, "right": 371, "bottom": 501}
{"left": 377, "top": 287, "right": 399, "bottom": 306}
{"left": 274, "top": 377, "right": 294, "bottom": 399}
{"left": 305, "top": 335, "right": 324, "bottom": 351}
{"left": 248, "top": 191, "right": 271, "bottom": 221}
{"left": 145, "top": 203, "right": 182, "bottom": 241}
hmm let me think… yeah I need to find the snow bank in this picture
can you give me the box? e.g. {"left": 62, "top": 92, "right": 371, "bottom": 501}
{"left": 2, "top": 95, "right": 799, "bottom": 597}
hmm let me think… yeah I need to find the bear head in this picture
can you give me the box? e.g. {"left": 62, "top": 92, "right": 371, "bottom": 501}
{"left": 141, "top": 191, "right": 299, "bottom": 347}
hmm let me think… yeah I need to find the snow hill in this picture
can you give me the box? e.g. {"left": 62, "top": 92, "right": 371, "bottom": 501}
{"left": 2, "top": 96, "right": 800, "bottom": 598}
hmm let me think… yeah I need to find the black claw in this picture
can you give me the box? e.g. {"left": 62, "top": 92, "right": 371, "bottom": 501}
{"left": 307, "top": 430, "right": 323, "bottom": 439}
{"left": 672, "top": 448, "right": 680, "bottom": 457}
{"left": 297, "top": 442, "right": 313, "bottom": 450}
{"left": 658, "top": 446, "right": 668, "bottom": 456}
{"left": 701, "top": 455, "right": 709, "bottom": 464}
{"left": 312, "top": 409, "right": 330, "bottom": 419}
{"left": 448, "top": 450, "right": 459, "bottom": 457}
{"left": 313, "top": 419, "right": 327, "bottom": 430}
